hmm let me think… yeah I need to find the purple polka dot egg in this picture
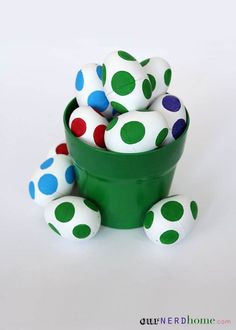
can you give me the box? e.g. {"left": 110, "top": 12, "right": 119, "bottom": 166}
{"left": 104, "top": 110, "right": 168, "bottom": 153}
{"left": 44, "top": 196, "right": 101, "bottom": 241}
{"left": 102, "top": 50, "right": 152, "bottom": 114}
{"left": 75, "top": 63, "right": 113, "bottom": 119}
{"left": 28, "top": 155, "right": 75, "bottom": 207}
{"left": 143, "top": 195, "right": 198, "bottom": 246}
{"left": 149, "top": 94, "right": 187, "bottom": 144}
{"left": 140, "top": 57, "right": 172, "bottom": 102}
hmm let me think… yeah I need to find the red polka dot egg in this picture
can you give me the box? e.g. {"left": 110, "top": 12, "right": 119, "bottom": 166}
{"left": 143, "top": 195, "right": 198, "bottom": 246}
{"left": 44, "top": 196, "right": 101, "bottom": 241}
{"left": 69, "top": 106, "right": 108, "bottom": 149}
{"left": 104, "top": 110, "right": 168, "bottom": 153}
{"left": 102, "top": 50, "right": 152, "bottom": 113}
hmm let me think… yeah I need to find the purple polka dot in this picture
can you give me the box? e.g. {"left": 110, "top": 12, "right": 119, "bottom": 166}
{"left": 172, "top": 119, "right": 186, "bottom": 139}
{"left": 162, "top": 95, "right": 181, "bottom": 112}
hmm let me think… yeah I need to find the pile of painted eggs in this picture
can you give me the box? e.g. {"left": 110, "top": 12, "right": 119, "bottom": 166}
{"left": 28, "top": 50, "right": 198, "bottom": 245}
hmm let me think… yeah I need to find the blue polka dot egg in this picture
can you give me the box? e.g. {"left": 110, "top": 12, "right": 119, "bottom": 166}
{"left": 28, "top": 155, "right": 75, "bottom": 207}
{"left": 75, "top": 63, "right": 113, "bottom": 119}
{"left": 149, "top": 94, "right": 187, "bottom": 144}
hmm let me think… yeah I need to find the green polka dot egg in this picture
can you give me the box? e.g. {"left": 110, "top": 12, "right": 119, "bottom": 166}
{"left": 143, "top": 195, "right": 198, "bottom": 245}
{"left": 141, "top": 57, "right": 172, "bottom": 102}
{"left": 104, "top": 110, "right": 168, "bottom": 153}
{"left": 44, "top": 196, "right": 101, "bottom": 241}
{"left": 102, "top": 50, "right": 152, "bottom": 113}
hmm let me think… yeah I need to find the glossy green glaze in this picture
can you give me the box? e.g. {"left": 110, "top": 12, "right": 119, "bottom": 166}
{"left": 64, "top": 98, "right": 189, "bottom": 229}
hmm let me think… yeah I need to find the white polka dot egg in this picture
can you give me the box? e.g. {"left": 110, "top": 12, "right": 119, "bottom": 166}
{"left": 102, "top": 50, "right": 152, "bottom": 113}
{"left": 140, "top": 57, "right": 172, "bottom": 102}
{"left": 69, "top": 106, "right": 108, "bottom": 149}
{"left": 143, "top": 195, "right": 198, "bottom": 246}
{"left": 28, "top": 155, "right": 75, "bottom": 207}
{"left": 104, "top": 110, "right": 168, "bottom": 153}
{"left": 149, "top": 94, "right": 187, "bottom": 144}
{"left": 44, "top": 196, "right": 101, "bottom": 241}
{"left": 75, "top": 63, "right": 113, "bottom": 119}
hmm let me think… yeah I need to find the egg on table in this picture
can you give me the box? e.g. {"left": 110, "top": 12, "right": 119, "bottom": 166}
{"left": 104, "top": 110, "right": 168, "bottom": 153}
{"left": 75, "top": 63, "right": 113, "bottom": 118}
{"left": 140, "top": 57, "right": 172, "bottom": 102}
{"left": 149, "top": 94, "right": 187, "bottom": 143}
{"left": 44, "top": 196, "right": 101, "bottom": 241}
{"left": 102, "top": 50, "right": 152, "bottom": 113}
{"left": 28, "top": 155, "right": 75, "bottom": 207}
{"left": 47, "top": 141, "right": 69, "bottom": 157}
{"left": 143, "top": 195, "right": 198, "bottom": 245}
{"left": 69, "top": 106, "right": 108, "bottom": 149}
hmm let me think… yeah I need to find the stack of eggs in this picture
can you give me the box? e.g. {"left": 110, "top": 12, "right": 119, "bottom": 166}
{"left": 28, "top": 50, "right": 198, "bottom": 245}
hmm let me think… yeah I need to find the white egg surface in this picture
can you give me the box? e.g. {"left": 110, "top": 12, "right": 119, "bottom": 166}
{"left": 44, "top": 196, "right": 101, "bottom": 241}
{"left": 104, "top": 110, "right": 168, "bottom": 153}
{"left": 28, "top": 155, "right": 75, "bottom": 207}
{"left": 143, "top": 195, "right": 198, "bottom": 245}
{"left": 69, "top": 106, "right": 108, "bottom": 149}
{"left": 75, "top": 63, "right": 113, "bottom": 118}
{"left": 149, "top": 94, "right": 187, "bottom": 143}
{"left": 102, "top": 50, "right": 152, "bottom": 113}
{"left": 140, "top": 57, "right": 171, "bottom": 102}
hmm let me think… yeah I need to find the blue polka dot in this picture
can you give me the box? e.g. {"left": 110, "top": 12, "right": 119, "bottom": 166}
{"left": 38, "top": 174, "right": 58, "bottom": 195}
{"left": 172, "top": 119, "right": 186, "bottom": 139}
{"left": 29, "top": 181, "right": 35, "bottom": 199}
{"left": 65, "top": 165, "right": 75, "bottom": 184}
{"left": 40, "top": 158, "right": 54, "bottom": 170}
{"left": 96, "top": 65, "right": 102, "bottom": 80}
{"left": 75, "top": 70, "right": 84, "bottom": 91}
{"left": 162, "top": 95, "right": 181, "bottom": 112}
{"left": 87, "top": 90, "right": 109, "bottom": 112}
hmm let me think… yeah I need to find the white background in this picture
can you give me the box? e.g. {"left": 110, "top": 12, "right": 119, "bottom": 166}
{"left": 1, "top": 0, "right": 236, "bottom": 329}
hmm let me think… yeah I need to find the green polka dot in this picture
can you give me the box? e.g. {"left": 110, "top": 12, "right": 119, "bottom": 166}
{"left": 73, "top": 224, "right": 91, "bottom": 239}
{"left": 111, "top": 71, "right": 136, "bottom": 96}
{"left": 142, "top": 79, "right": 152, "bottom": 99}
{"left": 164, "top": 68, "right": 172, "bottom": 86}
{"left": 160, "top": 230, "right": 179, "bottom": 244}
{"left": 156, "top": 128, "right": 168, "bottom": 146}
{"left": 140, "top": 58, "right": 150, "bottom": 67}
{"left": 148, "top": 74, "right": 156, "bottom": 92}
{"left": 84, "top": 199, "right": 99, "bottom": 212}
{"left": 111, "top": 101, "right": 129, "bottom": 114}
{"left": 120, "top": 121, "right": 145, "bottom": 144}
{"left": 48, "top": 223, "right": 61, "bottom": 235}
{"left": 106, "top": 117, "right": 118, "bottom": 131}
{"left": 144, "top": 211, "right": 154, "bottom": 229}
{"left": 102, "top": 64, "right": 106, "bottom": 86}
{"left": 161, "top": 201, "right": 184, "bottom": 221}
{"left": 54, "top": 202, "right": 75, "bottom": 223}
{"left": 190, "top": 201, "right": 198, "bottom": 219}
{"left": 118, "top": 50, "right": 136, "bottom": 61}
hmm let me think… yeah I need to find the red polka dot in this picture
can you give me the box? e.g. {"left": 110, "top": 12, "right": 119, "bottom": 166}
{"left": 55, "top": 143, "right": 69, "bottom": 155}
{"left": 71, "top": 118, "right": 87, "bottom": 137}
{"left": 93, "top": 125, "right": 106, "bottom": 148}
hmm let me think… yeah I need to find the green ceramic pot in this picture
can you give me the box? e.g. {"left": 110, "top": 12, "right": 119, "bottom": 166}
{"left": 64, "top": 98, "right": 189, "bottom": 229}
